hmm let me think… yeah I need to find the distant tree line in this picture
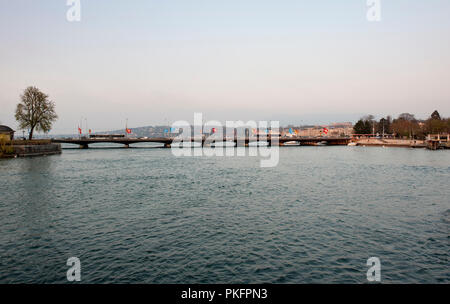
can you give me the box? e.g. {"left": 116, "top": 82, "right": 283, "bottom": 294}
{"left": 353, "top": 110, "right": 450, "bottom": 139}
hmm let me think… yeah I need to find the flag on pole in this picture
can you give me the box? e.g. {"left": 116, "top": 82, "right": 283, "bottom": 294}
{"left": 78, "top": 127, "right": 82, "bottom": 134}
{"left": 89, "top": 129, "right": 92, "bottom": 135}
{"left": 126, "top": 128, "right": 132, "bottom": 134}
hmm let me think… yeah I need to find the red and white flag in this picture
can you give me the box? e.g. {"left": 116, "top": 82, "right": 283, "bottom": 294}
{"left": 78, "top": 127, "right": 82, "bottom": 134}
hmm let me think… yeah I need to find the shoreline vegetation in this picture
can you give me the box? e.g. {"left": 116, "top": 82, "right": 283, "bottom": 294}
{"left": 353, "top": 111, "right": 450, "bottom": 139}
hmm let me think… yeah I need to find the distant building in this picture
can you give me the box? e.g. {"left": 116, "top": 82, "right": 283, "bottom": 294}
{"left": 296, "top": 123, "right": 353, "bottom": 137}
{"left": 0, "top": 125, "right": 15, "bottom": 141}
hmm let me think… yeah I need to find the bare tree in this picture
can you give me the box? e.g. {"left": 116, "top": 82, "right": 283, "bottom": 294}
{"left": 15, "top": 86, "right": 58, "bottom": 140}
{"left": 397, "top": 113, "right": 416, "bottom": 122}
{"left": 392, "top": 113, "right": 421, "bottom": 139}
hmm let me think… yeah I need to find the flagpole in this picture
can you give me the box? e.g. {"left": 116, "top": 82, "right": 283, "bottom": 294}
{"left": 79, "top": 117, "right": 82, "bottom": 139}
{"left": 85, "top": 118, "right": 88, "bottom": 138}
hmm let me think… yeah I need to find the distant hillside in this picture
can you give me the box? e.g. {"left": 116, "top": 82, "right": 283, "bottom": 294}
{"left": 97, "top": 125, "right": 174, "bottom": 138}
{"left": 35, "top": 125, "right": 174, "bottom": 139}
{"left": 41, "top": 122, "right": 353, "bottom": 139}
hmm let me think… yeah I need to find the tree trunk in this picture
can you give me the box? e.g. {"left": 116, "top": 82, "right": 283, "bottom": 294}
{"left": 28, "top": 127, "right": 34, "bottom": 140}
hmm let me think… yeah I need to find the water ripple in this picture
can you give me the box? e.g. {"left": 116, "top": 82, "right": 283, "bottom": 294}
{"left": 0, "top": 147, "right": 449, "bottom": 283}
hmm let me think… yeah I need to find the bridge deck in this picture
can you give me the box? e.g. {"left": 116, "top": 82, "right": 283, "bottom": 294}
{"left": 52, "top": 136, "right": 351, "bottom": 147}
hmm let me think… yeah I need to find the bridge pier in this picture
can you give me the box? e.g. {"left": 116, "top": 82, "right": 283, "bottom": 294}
{"left": 301, "top": 142, "right": 316, "bottom": 146}
{"left": 233, "top": 141, "right": 248, "bottom": 147}
{"left": 79, "top": 144, "right": 89, "bottom": 149}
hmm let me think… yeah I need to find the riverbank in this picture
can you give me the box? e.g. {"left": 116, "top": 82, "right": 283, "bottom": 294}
{"left": 355, "top": 138, "right": 427, "bottom": 148}
{"left": 0, "top": 139, "right": 61, "bottom": 158}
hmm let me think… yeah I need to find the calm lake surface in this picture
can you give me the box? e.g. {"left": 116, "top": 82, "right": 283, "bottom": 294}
{"left": 0, "top": 146, "right": 449, "bottom": 283}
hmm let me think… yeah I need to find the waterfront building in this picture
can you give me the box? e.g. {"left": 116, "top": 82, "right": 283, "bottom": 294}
{"left": 0, "top": 125, "right": 15, "bottom": 141}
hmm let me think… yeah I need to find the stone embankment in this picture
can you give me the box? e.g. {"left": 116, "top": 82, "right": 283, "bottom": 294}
{"left": 0, "top": 140, "right": 61, "bottom": 158}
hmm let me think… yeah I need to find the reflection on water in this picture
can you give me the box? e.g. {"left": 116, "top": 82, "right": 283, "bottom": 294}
{"left": 0, "top": 147, "right": 449, "bottom": 283}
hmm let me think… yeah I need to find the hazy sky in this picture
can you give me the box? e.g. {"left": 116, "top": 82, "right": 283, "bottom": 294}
{"left": 1, "top": 0, "right": 449, "bottom": 134}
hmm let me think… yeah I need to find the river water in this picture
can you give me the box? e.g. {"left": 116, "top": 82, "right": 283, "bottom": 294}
{"left": 0, "top": 145, "right": 449, "bottom": 283}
